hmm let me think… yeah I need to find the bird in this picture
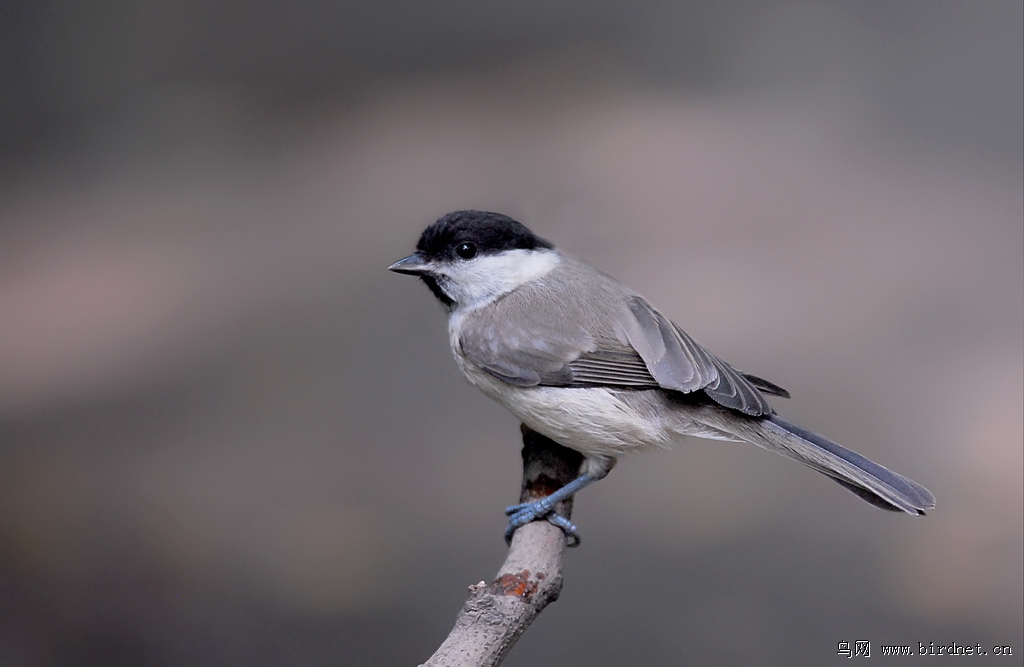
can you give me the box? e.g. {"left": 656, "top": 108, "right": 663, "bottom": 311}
{"left": 389, "top": 210, "right": 935, "bottom": 545}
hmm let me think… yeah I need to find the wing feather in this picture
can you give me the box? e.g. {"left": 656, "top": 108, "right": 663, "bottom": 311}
{"left": 456, "top": 280, "right": 783, "bottom": 417}
{"left": 567, "top": 349, "right": 660, "bottom": 388}
{"left": 623, "top": 296, "right": 775, "bottom": 416}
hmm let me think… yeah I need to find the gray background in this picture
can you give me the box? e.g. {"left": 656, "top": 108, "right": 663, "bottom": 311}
{"left": 0, "top": 1, "right": 1021, "bottom": 665}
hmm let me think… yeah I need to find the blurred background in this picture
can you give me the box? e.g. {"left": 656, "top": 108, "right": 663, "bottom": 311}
{"left": 0, "top": 1, "right": 1021, "bottom": 665}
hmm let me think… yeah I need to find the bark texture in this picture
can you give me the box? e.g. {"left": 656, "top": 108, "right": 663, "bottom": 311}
{"left": 421, "top": 425, "right": 583, "bottom": 667}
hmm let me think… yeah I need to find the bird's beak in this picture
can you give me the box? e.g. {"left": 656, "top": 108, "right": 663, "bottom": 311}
{"left": 388, "top": 253, "right": 431, "bottom": 276}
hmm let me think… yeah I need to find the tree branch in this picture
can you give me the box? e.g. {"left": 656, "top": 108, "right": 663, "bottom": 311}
{"left": 421, "top": 425, "right": 584, "bottom": 667}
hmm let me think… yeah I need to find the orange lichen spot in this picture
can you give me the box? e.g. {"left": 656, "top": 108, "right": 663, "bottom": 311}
{"left": 526, "top": 473, "right": 563, "bottom": 499}
{"left": 489, "top": 570, "right": 539, "bottom": 602}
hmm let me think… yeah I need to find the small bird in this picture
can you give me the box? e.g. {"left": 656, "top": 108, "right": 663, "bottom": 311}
{"left": 390, "top": 210, "right": 935, "bottom": 544}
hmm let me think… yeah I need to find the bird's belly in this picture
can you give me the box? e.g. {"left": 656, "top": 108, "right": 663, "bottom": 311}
{"left": 461, "top": 364, "right": 675, "bottom": 458}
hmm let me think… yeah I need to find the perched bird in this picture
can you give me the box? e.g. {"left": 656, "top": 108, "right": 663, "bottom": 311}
{"left": 390, "top": 210, "right": 935, "bottom": 544}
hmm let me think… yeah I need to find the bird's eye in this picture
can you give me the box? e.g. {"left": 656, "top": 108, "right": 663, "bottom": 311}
{"left": 455, "top": 242, "right": 477, "bottom": 259}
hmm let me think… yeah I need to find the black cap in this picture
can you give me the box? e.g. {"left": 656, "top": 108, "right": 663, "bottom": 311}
{"left": 415, "top": 211, "right": 553, "bottom": 261}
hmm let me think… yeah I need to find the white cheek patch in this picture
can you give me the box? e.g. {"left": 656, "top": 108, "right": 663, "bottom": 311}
{"left": 444, "top": 249, "right": 560, "bottom": 309}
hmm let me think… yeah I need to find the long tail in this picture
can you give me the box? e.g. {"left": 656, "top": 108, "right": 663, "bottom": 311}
{"left": 752, "top": 415, "right": 935, "bottom": 515}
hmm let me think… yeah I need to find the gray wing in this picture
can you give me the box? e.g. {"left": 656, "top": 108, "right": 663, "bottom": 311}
{"left": 457, "top": 291, "right": 783, "bottom": 416}
{"left": 457, "top": 317, "right": 660, "bottom": 389}
{"left": 741, "top": 373, "right": 790, "bottom": 399}
{"left": 619, "top": 296, "right": 775, "bottom": 416}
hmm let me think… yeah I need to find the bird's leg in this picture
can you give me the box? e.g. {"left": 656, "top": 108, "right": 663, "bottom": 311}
{"left": 504, "top": 472, "right": 597, "bottom": 547}
{"left": 505, "top": 429, "right": 614, "bottom": 547}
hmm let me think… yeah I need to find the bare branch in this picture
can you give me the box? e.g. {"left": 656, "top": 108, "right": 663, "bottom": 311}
{"left": 421, "top": 425, "right": 584, "bottom": 667}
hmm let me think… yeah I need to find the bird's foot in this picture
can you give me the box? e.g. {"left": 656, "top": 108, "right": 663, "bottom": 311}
{"left": 504, "top": 498, "right": 581, "bottom": 547}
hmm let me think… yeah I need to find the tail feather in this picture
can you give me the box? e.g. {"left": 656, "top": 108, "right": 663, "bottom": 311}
{"left": 757, "top": 415, "right": 935, "bottom": 515}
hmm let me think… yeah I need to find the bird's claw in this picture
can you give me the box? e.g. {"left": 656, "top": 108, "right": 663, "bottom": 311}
{"left": 503, "top": 499, "right": 581, "bottom": 547}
